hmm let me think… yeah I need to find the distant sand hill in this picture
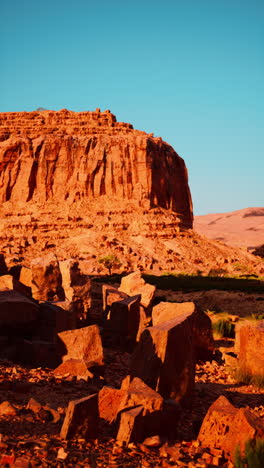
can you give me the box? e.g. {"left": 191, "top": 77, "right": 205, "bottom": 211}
{"left": 194, "top": 207, "right": 264, "bottom": 251}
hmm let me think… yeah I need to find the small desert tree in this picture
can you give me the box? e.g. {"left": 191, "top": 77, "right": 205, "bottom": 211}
{"left": 98, "top": 255, "right": 121, "bottom": 275}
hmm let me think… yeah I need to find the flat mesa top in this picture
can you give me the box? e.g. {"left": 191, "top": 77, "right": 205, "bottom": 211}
{"left": 0, "top": 108, "right": 160, "bottom": 140}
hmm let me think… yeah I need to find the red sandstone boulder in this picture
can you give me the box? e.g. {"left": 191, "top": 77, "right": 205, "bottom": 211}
{"left": 198, "top": 395, "right": 264, "bottom": 460}
{"left": 18, "top": 266, "right": 32, "bottom": 288}
{"left": 60, "top": 394, "right": 98, "bottom": 440}
{"left": 54, "top": 359, "right": 93, "bottom": 380}
{"left": 152, "top": 301, "right": 214, "bottom": 361}
{"left": 152, "top": 301, "right": 196, "bottom": 326}
{"left": 0, "top": 290, "right": 38, "bottom": 330}
{"left": 59, "top": 259, "right": 91, "bottom": 322}
{"left": 238, "top": 321, "right": 264, "bottom": 377}
{"left": 116, "top": 405, "right": 144, "bottom": 444}
{"left": 57, "top": 325, "right": 104, "bottom": 367}
{"left": 130, "top": 310, "right": 198, "bottom": 406}
{"left": 119, "top": 272, "right": 156, "bottom": 310}
{"left": 0, "top": 274, "right": 31, "bottom": 298}
{"left": 98, "top": 387, "right": 128, "bottom": 423}
{"left": 102, "top": 284, "right": 128, "bottom": 316}
{"left": 119, "top": 377, "right": 164, "bottom": 415}
{"left": 105, "top": 294, "right": 141, "bottom": 347}
{"left": 31, "top": 253, "right": 64, "bottom": 301}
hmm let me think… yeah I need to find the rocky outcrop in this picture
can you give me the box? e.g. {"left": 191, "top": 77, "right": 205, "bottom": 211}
{"left": 0, "top": 109, "right": 193, "bottom": 228}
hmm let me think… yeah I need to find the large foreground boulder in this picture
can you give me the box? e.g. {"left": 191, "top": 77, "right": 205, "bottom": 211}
{"left": 131, "top": 305, "right": 212, "bottom": 406}
{"left": 198, "top": 395, "right": 264, "bottom": 461}
{"left": 152, "top": 301, "right": 214, "bottom": 361}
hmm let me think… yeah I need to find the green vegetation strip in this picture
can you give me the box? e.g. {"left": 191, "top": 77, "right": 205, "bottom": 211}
{"left": 143, "top": 274, "right": 264, "bottom": 294}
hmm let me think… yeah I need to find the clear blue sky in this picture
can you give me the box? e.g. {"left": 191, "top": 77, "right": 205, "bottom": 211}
{"left": 1, "top": 0, "right": 263, "bottom": 215}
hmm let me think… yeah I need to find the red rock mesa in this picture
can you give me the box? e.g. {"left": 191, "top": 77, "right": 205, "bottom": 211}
{"left": 0, "top": 108, "right": 193, "bottom": 229}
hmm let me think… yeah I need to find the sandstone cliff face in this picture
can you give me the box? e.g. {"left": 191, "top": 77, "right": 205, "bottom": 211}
{"left": 0, "top": 109, "right": 193, "bottom": 228}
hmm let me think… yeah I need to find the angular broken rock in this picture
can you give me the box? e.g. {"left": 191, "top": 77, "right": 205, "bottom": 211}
{"left": 27, "top": 398, "right": 42, "bottom": 414}
{"left": 0, "top": 400, "right": 17, "bottom": 416}
{"left": 98, "top": 377, "right": 164, "bottom": 428}
{"left": 102, "top": 284, "right": 128, "bottom": 317}
{"left": 18, "top": 266, "right": 32, "bottom": 288}
{"left": 31, "top": 253, "right": 65, "bottom": 301}
{"left": 0, "top": 290, "right": 38, "bottom": 330}
{"left": 238, "top": 321, "right": 264, "bottom": 377}
{"left": 54, "top": 359, "right": 94, "bottom": 380}
{"left": 116, "top": 405, "right": 144, "bottom": 444}
{"left": 98, "top": 386, "right": 127, "bottom": 423}
{"left": 38, "top": 301, "right": 76, "bottom": 342}
{"left": 0, "top": 275, "right": 32, "bottom": 298}
{"left": 130, "top": 310, "right": 198, "bottom": 406}
{"left": 152, "top": 301, "right": 214, "bottom": 361}
{"left": 59, "top": 259, "right": 92, "bottom": 320}
{"left": 152, "top": 301, "right": 196, "bottom": 326}
{"left": 119, "top": 272, "right": 156, "bottom": 309}
{"left": 105, "top": 294, "right": 141, "bottom": 346}
{"left": 119, "top": 377, "right": 164, "bottom": 415}
{"left": 57, "top": 325, "right": 104, "bottom": 367}
{"left": 198, "top": 395, "right": 264, "bottom": 460}
{"left": 60, "top": 393, "right": 98, "bottom": 440}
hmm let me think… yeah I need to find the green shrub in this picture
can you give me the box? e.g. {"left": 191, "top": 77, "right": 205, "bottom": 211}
{"left": 235, "top": 438, "right": 264, "bottom": 468}
{"left": 232, "top": 366, "right": 264, "bottom": 389}
{"left": 212, "top": 318, "right": 235, "bottom": 338}
{"left": 98, "top": 255, "right": 121, "bottom": 275}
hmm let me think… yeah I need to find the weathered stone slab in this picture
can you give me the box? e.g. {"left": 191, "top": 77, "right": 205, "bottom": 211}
{"left": 130, "top": 310, "right": 197, "bottom": 406}
{"left": 0, "top": 290, "right": 38, "bottom": 328}
{"left": 119, "top": 377, "right": 164, "bottom": 415}
{"left": 31, "top": 253, "right": 64, "bottom": 302}
{"left": 57, "top": 325, "right": 103, "bottom": 367}
{"left": 106, "top": 294, "right": 141, "bottom": 345}
{"left": 238, "top": 321, "right": 264, "bottom": 377}
{"left": 102, "top": 284, "right": 128, "bottom": 316}
{"left": 54, "top": 359, "right": 93, "bottom": 380}
{"left": 152, "top": 301, "right": 214, "bottom": 361}
{"left": 59, "top": 259, "right": 91, "bottom": 321}
{"left": 19, "top": 266, "right": 32, "bottom": 288}
{"left": 119, "top": 272, "right": 156, "bottom": 309}
{"left": 116, "top": 405, "right": 144, "bottom": 444}
{"left": 152, "top": 301, "right": 195, "bottom": 326}
{"left": 98, "top": 386, "right": 127, "bottom": 423}
{"left": 0, "top": 274, "right": 32, "bottom": 298}
{"left": 60, "top": 393, "right": 98, "bottom": 440}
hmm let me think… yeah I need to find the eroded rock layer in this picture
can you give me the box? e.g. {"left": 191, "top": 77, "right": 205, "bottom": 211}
{"left": 0, "top": 109, "right": 193, "bottom": 228}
